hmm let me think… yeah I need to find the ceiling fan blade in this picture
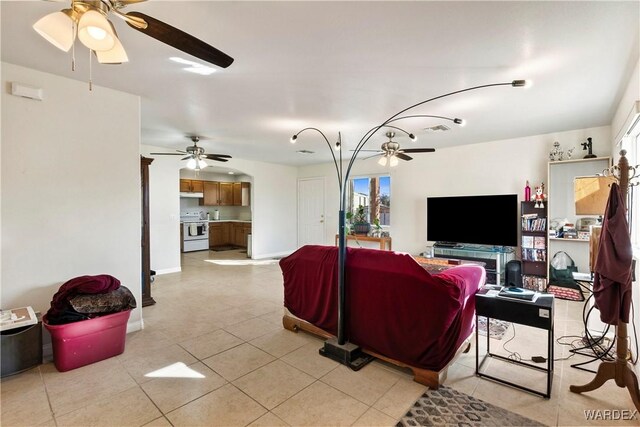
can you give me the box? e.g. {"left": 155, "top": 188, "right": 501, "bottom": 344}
{"left": 401, "top": 148, "right": 436, "bottom": 153}
{"left": 396, "top": 153, "right": 413, "bottom": 161}
{"left": 149, "top": 152, "right": 184, "bottom": 155}
{"left": 181, "top": 156, "right": 192, "bottom": 160}
{"left": 350, "top": 149, "right": 382, "bottom": 152}
{"left": 208, "top": 157, "right": 229, "bottom": 162}
{"left": 363, "top": 153, "right": 384, "bottom": 160}
{"left": 203, "top": 154, "right": 232, "bottom": 159}
{"left": 125, "top": 12, "right": 234, "bottom": 68}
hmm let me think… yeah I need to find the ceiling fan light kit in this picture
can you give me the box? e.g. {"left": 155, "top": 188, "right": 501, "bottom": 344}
{"left": 150, "top": 136, "right": 232, "bottom": 171}
{"left": 95, "top": 24, "right": 129, "bottom": 64}
{"left": 77, "top": 9, "right": 116, "bottom": 51}
{"left": 32, "top": 0, "right": 234, "bottom": 80}
{"left": 33, "top": 10, "right": 77, "bottom": 52}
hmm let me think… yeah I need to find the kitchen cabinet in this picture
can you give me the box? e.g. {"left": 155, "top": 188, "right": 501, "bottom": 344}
{"left": 219, "top": 182, "right": 234, "bottom": 206}
{"left": 202, "top": 181, "right": 221, "bottom": 205}
{"left": 232, "top": 223, "right": 244, "bottom": 246}
{"left": 190, "top": 179, "right": 250, "bottom": 206}
{"left": 180, "top": 179, "right": 204, "bottom": 193}
{"left": 203, "top": 181, "right": 233, "bottom": 206}
{"left": 211, "top": 222, "right": 232, "bottom": 246}
{"left": 209, "top": 223, "right": 223, "bottom": 248}
{"left": 232, "top": 182, "right": 242, "bottom": 206}
{"left": 221, "top": 222, "right": 231, "bottom": 244}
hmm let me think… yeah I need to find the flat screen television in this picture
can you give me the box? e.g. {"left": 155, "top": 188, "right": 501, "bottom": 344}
{"left": 427, "top": 194, "right": 518, "bottom": 247}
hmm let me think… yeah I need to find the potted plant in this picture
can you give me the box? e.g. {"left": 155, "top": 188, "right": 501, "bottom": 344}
{"left": 347, "top": 205, "right": 370, "bottom": 235}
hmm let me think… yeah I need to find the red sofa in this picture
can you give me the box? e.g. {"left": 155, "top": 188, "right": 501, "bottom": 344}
{"left": 279, "top": 245, "right": 485, "bottom": 388}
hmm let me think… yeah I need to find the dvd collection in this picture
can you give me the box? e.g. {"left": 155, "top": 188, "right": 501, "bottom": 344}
{"left": 523, "top": 274, "right": 547, "bottom": 292}
{"left": 521, "top": 214, "right": 547, "bottom": 232}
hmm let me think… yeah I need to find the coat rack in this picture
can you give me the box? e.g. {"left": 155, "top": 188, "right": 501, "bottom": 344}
{"left": 570, "top": 149, "right": 640, "bottom": 411}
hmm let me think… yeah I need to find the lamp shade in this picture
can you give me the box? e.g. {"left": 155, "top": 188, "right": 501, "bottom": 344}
{"left": 77, "top": 10, "right": 116, "bottom": 52}
{"left": 95, "top": 23, "right": 128, "bottom": 64}
{"left": 377, "top": 156, "right": 388, "bottom": 166}
{"left": 33, "top": 11, "right": 76, "bottom": 52}
{"left": 186, "top": 158, "right": 197, "bottom": 169}
{"left": 574, "top": 175, "right": 616, "bottom": 215}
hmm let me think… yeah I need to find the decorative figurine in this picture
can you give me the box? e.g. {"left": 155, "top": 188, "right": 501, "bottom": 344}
{"left": 549, "top": 141, "right": 564, "bottom": 161}
{"left": 532, "top": 184, "right": 546, "bottom": 208}
{"left": 566, "top": 147, "right": 575, "bottom": 159}
{"left": 581, "top": 137, "right": 596, "bottom": 158}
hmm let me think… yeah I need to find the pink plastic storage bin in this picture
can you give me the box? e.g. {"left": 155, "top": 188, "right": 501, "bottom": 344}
{"left": 43, "top": 310, "right": 131, "bottom": 372}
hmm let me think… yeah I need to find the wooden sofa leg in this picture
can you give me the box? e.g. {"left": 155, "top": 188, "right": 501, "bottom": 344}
{"left": 412, "top": 366, "right": 446, "bottom": 390}
{"left": 462, "top": 342, "right": 471, "bottom": 353}
{"left": 282, "top": 314, "right": 334, "bottom": 340}
{"left": 282, "top": 315, "right": 300, "bottom": 333}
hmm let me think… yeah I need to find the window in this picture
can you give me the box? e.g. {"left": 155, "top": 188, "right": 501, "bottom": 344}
{"left": 622, "top": 133, "right": 640, "bottom": 248}
{"left": 347, "top": 175, "right": 391, "bottom": 226}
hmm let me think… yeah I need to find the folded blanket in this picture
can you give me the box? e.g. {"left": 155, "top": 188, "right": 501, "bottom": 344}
{"left": 69, "top": 286, "right": 136, "bottom": 314}
{"left": 46, "top": 275, "right": 121, "bottom": 324}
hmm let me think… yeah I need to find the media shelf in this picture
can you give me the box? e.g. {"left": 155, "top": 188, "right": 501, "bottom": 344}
{"left": 433, "top": 245, "right": 514, "bottom": 285}
{"left": 521, "top": 201, "right": 548, "bottom": 291}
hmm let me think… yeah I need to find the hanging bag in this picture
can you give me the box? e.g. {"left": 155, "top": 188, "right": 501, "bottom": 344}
{"left": 548, "top": 251, "right": 583, "bottom": 301}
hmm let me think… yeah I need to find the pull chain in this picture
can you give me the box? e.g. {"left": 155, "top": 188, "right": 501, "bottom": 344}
{"left": 71, "top": 25, "right": 75, "bottom": 71}
{"left": 88, "top": 49, "right": 93, "bottom": 91}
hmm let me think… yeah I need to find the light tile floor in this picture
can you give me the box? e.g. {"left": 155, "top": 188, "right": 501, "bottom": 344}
{"left": 1, "top": 249, "right": 639, "bottom": 426}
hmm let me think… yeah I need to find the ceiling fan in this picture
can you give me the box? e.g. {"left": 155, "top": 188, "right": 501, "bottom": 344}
{"left": 33, "top": 0, "right": 234, "bottom": 67}
{"left": 151, "top": 136, "right": 232, "bottom": 170}
{"left": 358, "top": 131, "right": 436, "bottom": 166}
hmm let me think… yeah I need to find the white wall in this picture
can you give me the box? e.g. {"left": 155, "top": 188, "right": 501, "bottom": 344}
{"left": 611, "top": 58, "right": 640, "bottom": 148}
{"left": 140, "top": 146, "right": 298, "bottom": 261}
{"left": 1, "top": 63, "right": 143, "bottom": 330}
{"left": 298, "top": 126, "right": 611, "bottom": 255}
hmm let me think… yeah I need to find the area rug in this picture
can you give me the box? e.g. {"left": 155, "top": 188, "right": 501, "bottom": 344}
{"left": 396, "top": 386, "right": 544, "bottom": 427}
{"left": 477, "top": 316, "right": 511, "bottom": 340}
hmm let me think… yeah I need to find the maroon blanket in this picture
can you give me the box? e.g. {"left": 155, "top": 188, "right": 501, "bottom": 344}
{"left": 46, "top": 275, "right": 121, "bottom": 323}
{"left": 280, "top": 245, "right": 485, "bottom": 371}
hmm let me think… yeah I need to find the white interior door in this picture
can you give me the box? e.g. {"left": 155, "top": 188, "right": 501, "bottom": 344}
{"left": 298, "top": 178, "right": 325, "bottom": 247}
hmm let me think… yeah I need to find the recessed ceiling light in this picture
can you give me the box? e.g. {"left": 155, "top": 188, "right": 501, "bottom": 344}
{"left": 228, "top": 171, "right": 235, "bottom": 175}
{"left": 169, "top": 57, "right": 216, "bottom": 75}
{"left": 297, "top": 150, "right": 315, "bottom": 154}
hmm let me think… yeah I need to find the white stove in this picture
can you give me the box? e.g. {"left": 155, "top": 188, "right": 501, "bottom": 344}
{"left": 181, "top": 212, "right": 209, "bottom": 252}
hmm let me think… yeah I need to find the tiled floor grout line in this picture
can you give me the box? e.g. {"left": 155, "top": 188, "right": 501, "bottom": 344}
{"left": 38, "top": 366, "right": 59, "bottom": 427}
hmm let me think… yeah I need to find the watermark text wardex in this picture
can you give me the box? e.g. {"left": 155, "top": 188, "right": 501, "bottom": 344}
{"left": 584, "top": 409, "right": 638, "bottom": 421}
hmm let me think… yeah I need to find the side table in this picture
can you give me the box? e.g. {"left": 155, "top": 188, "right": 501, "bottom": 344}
{"left": 475, "top": 289, "right": 554, "bottom": 398}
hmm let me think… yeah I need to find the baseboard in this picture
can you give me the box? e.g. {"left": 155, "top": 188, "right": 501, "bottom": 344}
{"left": 126, "top": 318, "right": 143, "bottom": 333}
{"left": 154, "top": 267, "right": 181, "bottom": 275}
{"left": 252, "top": 250, "right": 294, "bottom": 260}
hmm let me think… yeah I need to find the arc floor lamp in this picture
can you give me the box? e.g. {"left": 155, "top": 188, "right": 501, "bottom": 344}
{"left": 291, "top": 80, "right": 528, "bottom": 368}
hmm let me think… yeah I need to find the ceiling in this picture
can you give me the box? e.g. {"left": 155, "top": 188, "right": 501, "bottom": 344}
{"left": 2, "top": 1, "right": 638, "bottom": 166}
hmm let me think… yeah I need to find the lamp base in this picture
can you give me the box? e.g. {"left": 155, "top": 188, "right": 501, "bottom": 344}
{"left": 583, "top": 154, "right": 597, "bottom": 159}
{"left": 319, "top": 338, "right": 374, "bottom": 371}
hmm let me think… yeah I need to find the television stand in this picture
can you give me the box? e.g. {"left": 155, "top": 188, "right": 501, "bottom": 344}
{"left": 433, "top": 245, "right": 514, "bottom": 285}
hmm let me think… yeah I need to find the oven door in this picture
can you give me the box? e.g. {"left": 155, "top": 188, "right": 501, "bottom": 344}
{"left": 183, "top": 222, "right": 208, "bottom": 240}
